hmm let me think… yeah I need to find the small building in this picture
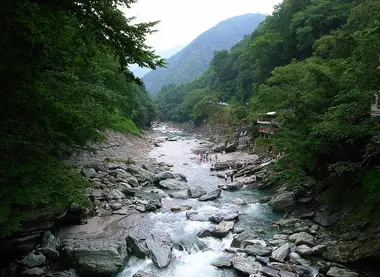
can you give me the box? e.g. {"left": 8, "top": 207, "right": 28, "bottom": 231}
{"left": 371, "top": 93, "right": 380, "bottom": 117}
{"left": 256, "top": 111, "right": 280, "bottom": 137}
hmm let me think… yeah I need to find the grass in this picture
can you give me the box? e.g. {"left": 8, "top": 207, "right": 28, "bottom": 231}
{"left": 109, "top": 109, "right": 141, "bottom": 136}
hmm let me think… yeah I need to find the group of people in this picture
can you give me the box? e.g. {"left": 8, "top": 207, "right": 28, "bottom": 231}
{"left": 199, "top": 151, "right": 220, "bottom": 164}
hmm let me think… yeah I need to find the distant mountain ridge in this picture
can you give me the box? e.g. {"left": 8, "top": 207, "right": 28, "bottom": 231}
{"left": 143, "top": 13, "right": 266, "bottom": 94}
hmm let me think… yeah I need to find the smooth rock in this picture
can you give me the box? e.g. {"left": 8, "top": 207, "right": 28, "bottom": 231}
{"left": 157, "top": 171, "right": 175, "bottom": 181}
{"left": 210, "top": 209, "right": 239, "bottom": 223}
{"left": 38, "top": 247, "right": 59, "bottom": 260}
{"left": 199, "top": 189, "right": 222, "bottom": 201}
{"left": 145, "top": 233, "right": 172, "bottom": 268}
{"left": 245, "top": 245, "right": 272, "bottom": 257}
{"left": 158, "top": 179, "right": 188, "bottom": 190}
{"left": 261, "top": 266, "right": 297, "bottom": 277}
{"left": 21, "top": 267, "right": 45, "bottom": 276}
{"left": 212, "top": 258, "right": 233, "bottom": 268}
{"left": 126, "top": 236, "right": 149, "bottom": 258}
{"left": 188, "top": 186, "right": 206, "bottom": 198}
{"left": 21, "top": 253, "right": 46, "bottom": 268}
{"left": 231, "top": 230, "right": 257, "bottom": 248}
{"left": 326, "top": 267, "right": 358, "bottom": 277}
{"left": 41, "top": 231, "right": 60, "bottom": 250}
{"left": 231, "top": 198, "right": 246, "bottom": 205}
{"left": 133, "top": 270, "right": 158, "bottom": 277}
{"left": 174, "top": 173, "right": 187, "bottom": 182}
{"left": 169, "top": 190, "right": 189, "bottom": 199}
{"left": 213, "top": 221, "right": 234, "bottom": 238}
{"left": 271, "top": 242, "right": 291, "bottom": 261}
{"left": 232, "top": 256, "right": 262, "bottom": 275}
{"left": 296, "top": 245, "right": 313, "bottom": 255}
{"left": 288, "top": 232, "right": 314, "bottom": 247}
{"left": 269, "top": 192, "right": 295, "bottom": 212}
{"left": 312, "top": 244, "right": 327, "bottom": 254}
{"left": 218, "top": 181, "right": 244, "bottom": 191}
{"left": 110, "top": 203, "right": 122, "bottom": 210}
{"left": 126, "top": 164, "right": 157, "bottom": 183}
{"left": 60, "top": 239, "right": 128, "bottom": 276}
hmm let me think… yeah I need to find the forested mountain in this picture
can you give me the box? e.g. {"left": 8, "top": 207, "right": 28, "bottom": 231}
{"left": 129, "top": 44, "right": 186, "bottom": 77}
{"left": 0, "top": 0, "right": 162, "bottom": 236}
{"left": 155, "top": 0, "right": 380, "bottom": 231}
{"left": 143, "top": 13, "right": 266, "bottom": 94}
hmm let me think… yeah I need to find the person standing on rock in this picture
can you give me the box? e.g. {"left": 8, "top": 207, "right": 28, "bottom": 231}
{"left": 224, "top": 174, "right": 228, "bottom": 182}
{"left": 230, "top": 174, "right": 234, "bottom": 183}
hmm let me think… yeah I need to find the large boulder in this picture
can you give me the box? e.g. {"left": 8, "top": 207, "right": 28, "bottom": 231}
{"left": 186, "top": 211, "right": 209, "bottom": 222}
{"left": 209, "top": 209, "right": 239, "bottom": 223}
{"left": 244, "top": 244, "right": 272, "bottom": 257}
{"left": 269, "top": 192, "right": 295, "bottom": 212}
{"left": 230, "top": 230, "right": 257, "bottom": 248}
{"left": 21, "top": 267, "right": 45, "bottom": 276}
{"left": 187, "top": 186, "right": 206, "bottom": 198}
{"left": 60, "top": 238, "right": 128, "bottom": 276}
{"left": 156, "top": 171, "right": 175, "bottom": 181}
{"left": 21, "top": 253, "right": 46, "bottom": 268}
{"left": 126, "top": 236, "right": 149, "bottom": 258}
{"left": 232, "top": 256, "right": 262, "bottom": 275}
{"left": 288, "top": 232, "right": 315, "bottom": 247}
{"left": 145, "top": 233, "right": 172, "bottom": 268}
{"left": 271, "top": 242, "right": 292, "bottom": 261}
{"left": 158, "top": 179, "right": 188, "bottom": 190}
{"left": 198, "top": 189, "right": 221, "bottom": 201}
{"left": 218, "top": 181, "right": 244, "bottom": 191}
{"left": 126, "top": 164, "right": 157, "bottom": 183}
{"left": 213, "top": 221, "right": 234, "bottom": 238}
{"left": 169, "top": 190, "right": 189, "bottom": 199}
{"left": 326, "top": 267, "right": 358, "bottom": 277}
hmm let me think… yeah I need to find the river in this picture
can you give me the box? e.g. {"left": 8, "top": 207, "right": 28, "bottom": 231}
{"left": 117, "top": 126, "right": 280, "bottom": 277}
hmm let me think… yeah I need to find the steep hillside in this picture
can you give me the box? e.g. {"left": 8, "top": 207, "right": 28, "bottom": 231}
{"left": 143, "top": 13, "right": 266, "bottom": 93}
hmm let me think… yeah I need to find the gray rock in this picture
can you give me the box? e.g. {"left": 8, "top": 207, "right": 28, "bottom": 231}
{"left": 218, "top": 181, "right": 244, "bottom": 191}
{"left": 61, "top": 238, "right": 128, "bottom": 276}
{"left": 169, "top": 190, "right": 189, "bottom": 199}
{"left": 110, "top": 203, "right": 122, "bottom": 210}
{"left": 126, "top": 236, "right": 149, "bottom": 258}
{"left": 198, "top": 189, "right": 221, "bottom": 201}
{"left": 289, "top": 252, "right": 306, "bottom": 265}
{"left": 44, "top": 270, "right": 78, "bottom": 277}
{"left": 268, "top": 239, "right": 286, "bottom": 247}
{"left": 260, "top": 266, "right": 297, "bottom": 277}
{"left": 188, "top": 186, "right": 206, "bottom": 198}
{"left": 296, "top": 244, "right": 313, "bottom": 255}
{"left": 41, "top": 231, "right": 60, "bottom": 250}
{"left": 158, "top": 179, "right": 188, "bottom": 190}
{"left": 271, "top": 242, "right": 291, "bottom": 261}
{"left": 133, "top": 270, "right": 158, "bottom": 277}
{"left": 212, "top": 258, "right": 233, "bottom": 268}
{"left": 81, "top": 167, "right": 99, "bottom": 179}
{"left": 127, "top": 164, "right": 157, "bottom": 183}
{"left": 257, "top": 196, "right": 272, "bottom": 204}
{"left": 210, "top": 209, "right": 239, "bottom": 223}
{"left": 269, "top": 192, "right": 295, "bottom": 212}
{"left": 256, "top": 256, "right": 270, "bottom": 265}
{"left": 174, "top": 173, "right": 187, "bottom": 182}
{"left": 244, "top": 245, "right": 272, "bottom": 257}
{"left": 186, "top": 211, "right": 209, "bottom": 221}
{"left": 38, "top": 247, "right": 59, "bottom": 260}
{"left": 135, "top": 205, "right": 146, "bottom": 212}
{"left": 21, "top": 253, "right": 46, "bottom": 268}
{"left": 326, "top": 267, "right": 358, "bottom": 277}
{"left": 312, "top": 244, "right": 327, "bottom": 254}
{"left": 231, "top": 230, "right": 258, "bottom": 248}
{"left": 225, "top": 142, "right": 237, "bottom": 153}
{"left": 197, "top": 226, "right": 216, "bottom": 238}
{"left": 232, "top": 256, "right": 262, "bottom": 275}
{"left": 288, "top": 232, "right": 314, "bottom": 247}
{"left": 231, "top": 198, "right": 246, "bottom": 205}
{"left": 213, "top": 221, "right": 234, "bottom": 238}
{"left": 124, "top": 176, "right": 140, "bottom": 187}
{"left": 21, "top": 267, "right": 45, "bottom": 276}
{"left": 145, "top": 233, "right": 172, "bottom": 268}
{"left": 157, "top": 171, "right": 175, "bottom": 181}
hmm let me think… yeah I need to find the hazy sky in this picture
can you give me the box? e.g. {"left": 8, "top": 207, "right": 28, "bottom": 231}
{"left": 123, "top": 0, "right": 282, "bottom": 52}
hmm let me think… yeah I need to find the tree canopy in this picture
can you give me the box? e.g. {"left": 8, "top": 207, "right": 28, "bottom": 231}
{"left": 0, "top": 0, "right": 163, "bottom": 236}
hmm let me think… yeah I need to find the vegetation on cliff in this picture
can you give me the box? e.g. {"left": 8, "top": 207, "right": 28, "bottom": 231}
{"left": 154, "top": 0, "right": 380, "bottom": 231}
{"left": 0, "top": 0, "right": 163, "bottom": 236}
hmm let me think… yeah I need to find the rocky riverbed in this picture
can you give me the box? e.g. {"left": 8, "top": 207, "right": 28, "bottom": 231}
{"left": 3, "top": 125, "right": 372, "bottom": 277}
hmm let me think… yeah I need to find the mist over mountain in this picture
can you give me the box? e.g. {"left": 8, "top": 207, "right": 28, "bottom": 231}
{"left": 143, "top": 13, "right": 266, "bottom": 94}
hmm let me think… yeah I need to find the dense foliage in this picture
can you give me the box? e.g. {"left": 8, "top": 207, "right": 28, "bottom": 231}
{"left": 154, "top": 0, "right": 380, "bottom": 204}
{"left": 0, "top": 0, "right": 163, "bottom": 236}
{"left": 143, "top": 14, "right": 266, "bottom": 94}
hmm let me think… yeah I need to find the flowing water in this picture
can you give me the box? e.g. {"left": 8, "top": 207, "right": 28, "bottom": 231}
{"left": 118, "top": 126, "right": 280, "bottom": 277}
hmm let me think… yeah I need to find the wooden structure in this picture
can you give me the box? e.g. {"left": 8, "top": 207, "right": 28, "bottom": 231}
{"left": 256, "top": 111, "right": 280, "bottom": 137}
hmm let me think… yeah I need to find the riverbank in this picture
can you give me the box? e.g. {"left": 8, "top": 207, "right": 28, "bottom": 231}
{"left": 1, "top": 124, "right": 375, "bottom": 277}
